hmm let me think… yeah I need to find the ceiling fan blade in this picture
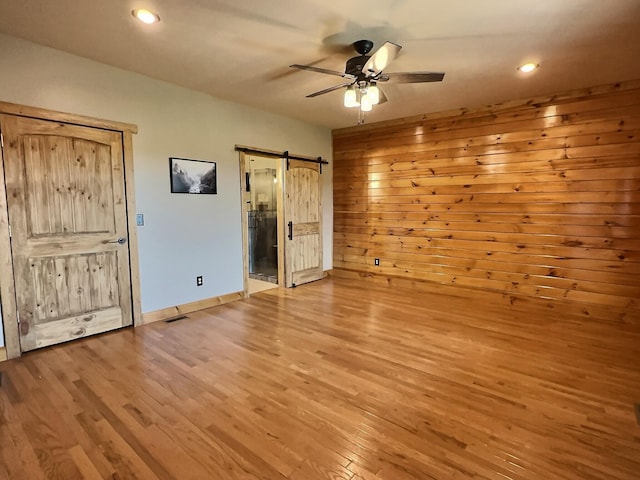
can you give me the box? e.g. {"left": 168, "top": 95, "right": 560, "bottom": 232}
{"left": 306, "top": 82, "right": 353, "bottom": 98}
{"left": 290, "top": 64, "right": 355, "bottom": 79}
{"left": 378, "top": 72, "right": 445, "bottom": 83}
{"left": 362, "top": 41, "right": 402, "bottom": 77}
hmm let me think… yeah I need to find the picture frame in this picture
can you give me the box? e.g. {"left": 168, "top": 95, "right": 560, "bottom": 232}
{"left": 169, "top": 157, "right": 217, "bottom": 194}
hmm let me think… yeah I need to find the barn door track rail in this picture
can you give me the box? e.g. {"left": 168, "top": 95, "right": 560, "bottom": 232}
{"left": 234, "top": 145, "right": 328, "bottom": 173}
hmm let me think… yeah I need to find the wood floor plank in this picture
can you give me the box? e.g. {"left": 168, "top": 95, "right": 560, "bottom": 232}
{"left": 1, "top": 275, "right": 639, "bottom": 479}
{"left": 67, "top": 445, "right": 104, "bottom": 480}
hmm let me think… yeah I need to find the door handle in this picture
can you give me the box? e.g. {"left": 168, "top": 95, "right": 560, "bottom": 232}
{"left": 288, "top": 221, "right": 293, "bottom": 240}
{"left": 108, "top": 237, "right": 127, "bottom": 245}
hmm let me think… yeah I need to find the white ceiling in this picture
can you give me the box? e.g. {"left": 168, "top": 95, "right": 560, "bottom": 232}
{"left": 1, "top": 0, "right": 639, "bottom": 129}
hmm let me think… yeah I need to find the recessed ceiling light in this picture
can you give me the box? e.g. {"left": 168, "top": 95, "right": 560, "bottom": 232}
{"left": 518, "top": 63, "right": 539, "bottom": 73}
{"left": 132, "top": 8, "right": 160, "bottom": 24}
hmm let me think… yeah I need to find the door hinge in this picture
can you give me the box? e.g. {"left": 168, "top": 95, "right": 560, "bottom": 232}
{"left": 16, "top": 311, "right": 20, "bottom": 324}
{"left": 0, "top": 133, "right": 4, "bottom": 148}
{"left": 8, "top": 224, "right": 11, "bottom": 238}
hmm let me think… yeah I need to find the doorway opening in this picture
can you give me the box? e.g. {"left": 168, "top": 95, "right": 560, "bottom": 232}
{"left": 245, "top": 155, "right": 281, "bottom": 294}
{"left": 238, "top": 145, "right": 325, "bottom": 296}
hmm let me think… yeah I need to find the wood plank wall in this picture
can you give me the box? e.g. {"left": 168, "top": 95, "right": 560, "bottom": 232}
{"left": 332, "top": 80, "right": 640, "bottom": 321}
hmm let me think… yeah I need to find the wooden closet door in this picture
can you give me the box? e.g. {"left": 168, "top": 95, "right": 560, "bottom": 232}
{"left": 1, "top": 114, "right": 132, "bottom": 351}
{"left": 283, "top": 159, "right": 323, "bottom": 287}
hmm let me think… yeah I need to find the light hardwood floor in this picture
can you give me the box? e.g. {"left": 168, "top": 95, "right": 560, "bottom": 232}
{"left": 1, "top": 275, "right": 639, "bottom": 479}
{"left": 248, "top": 277, "right": 279, "bottom": 295}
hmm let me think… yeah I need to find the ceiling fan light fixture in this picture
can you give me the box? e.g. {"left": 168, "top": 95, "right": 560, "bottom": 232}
{"left": 132, "top": 8, "right": 160, "bottom": 24}
{"left": 360, "top": 93, "right": 373, "bottom": 112}
{"left": 291, "top": 39, "right": 445, "bottom": 122}
{"left": 344, "top": 86, "right": 359, "bottom": 108}
{"left": 368, "top": 82, "right": 380, "bottom": 105}
{"left": 518, "top": 62, "right": 539, "bottom": 73}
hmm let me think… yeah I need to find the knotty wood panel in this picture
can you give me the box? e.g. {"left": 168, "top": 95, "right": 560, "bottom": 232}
{"left": 0, "top": 102, "right": 141, "bottom": 360}
{"left": 31, "top": 253, "right": 119, "bottom": 323}
{"left": 1, "top": 114, "right": 132, "bottom": 352}
{"left": 284, "top": 160, "right": 323, "bottom": 287}
{"left": 333, "top": 80, "right": 640, "bottom": 319}
{"left": 24, "top": 136, "right": 115, "bottom": 235}
{"left": 0, "top": 277, "right": 638, "bottom": 478}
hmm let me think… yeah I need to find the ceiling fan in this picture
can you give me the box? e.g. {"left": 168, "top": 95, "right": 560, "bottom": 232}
{"left": 290, "top": 39, "right": 445, "bottom": 116}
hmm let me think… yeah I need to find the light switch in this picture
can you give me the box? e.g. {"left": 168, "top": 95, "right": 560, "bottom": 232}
{"left": 136, "top": 214, "right": 144, "bottom": 226}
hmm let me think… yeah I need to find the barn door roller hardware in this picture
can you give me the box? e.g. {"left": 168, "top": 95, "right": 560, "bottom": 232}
{"left": 235, "top": 145, "right": 328, "bottom": 173}
{"left": 282, "top": 151, "right": 327, "bottom": 173}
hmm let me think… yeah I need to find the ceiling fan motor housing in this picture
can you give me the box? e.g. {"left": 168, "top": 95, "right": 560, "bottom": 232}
{"left": 353, "top": 39, "right": 374, "bottom": 55}
{"left": 346, "top": 56, "right": 371, "bottom": 78}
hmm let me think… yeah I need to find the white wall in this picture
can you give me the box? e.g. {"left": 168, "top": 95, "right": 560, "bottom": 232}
{"left": 0, "top": 33, "right": 333, "bottom": 346}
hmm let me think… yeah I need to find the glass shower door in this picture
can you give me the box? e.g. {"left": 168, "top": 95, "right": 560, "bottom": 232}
{"left": 248, "top": 167, "right": 278, "bottom": 283}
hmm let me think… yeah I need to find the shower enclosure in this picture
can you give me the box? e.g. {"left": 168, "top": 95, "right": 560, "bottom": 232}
{"left": 247, "top": 166, "right": 278, "bottom": 283}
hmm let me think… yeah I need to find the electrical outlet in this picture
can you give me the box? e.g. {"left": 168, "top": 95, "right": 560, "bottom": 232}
{"left": 136, "top": 214, "right": 144, "bottom": 226}
{"left": 196, "top": 276, "right": 203, "bottom": 286}
{"left": 374, "top": 258, "right": 380, "bottom": 266}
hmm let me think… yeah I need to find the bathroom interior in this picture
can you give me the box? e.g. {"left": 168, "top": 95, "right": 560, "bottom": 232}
{"left": 247, "top": 156, "right": 279, "bottom": 289}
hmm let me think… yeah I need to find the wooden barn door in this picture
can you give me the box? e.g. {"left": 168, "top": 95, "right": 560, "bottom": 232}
{"left": 0, "top": 114, "right": 133, "bottom": 351}
{"left": 283, "top": 159, "right": 323, "bottom": 287}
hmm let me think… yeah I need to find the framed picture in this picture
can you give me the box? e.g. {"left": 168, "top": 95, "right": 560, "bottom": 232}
{"left": 169, "top": 157, "right": 217, "bottom": 194}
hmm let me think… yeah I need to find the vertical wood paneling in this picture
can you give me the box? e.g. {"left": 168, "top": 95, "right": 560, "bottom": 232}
{"left": 31, "top": 257, "right": 46, "bottom": 322}
{"left": 23, "top": 136, "right": 50, "bottom": 235}
{"left": 86, "top": 140, "right": 114, "bottom": 233}
{"left": 42, "top": 257, "right": 57, "bottom": 321}
{"left": 76, "top": 254, "right": 91, "bottom": 313}
{"left": 70, "top": 137, "right": 89, "bottom": 232}
{"left": 54, "top": 257, "right": 70, "bottom": 317}
{"left": 23, "top": 135, "right": 115, "bottom": 236}
{"left": 66, "top": 255, "right": 82, "bottom": 315}
{"left": 56, "top": 137, "right": 74, "bottom": 233}
{"left": 48, "top": 136, "right": 68, "bottom": 234}
{"left": 95, "top": 252, "right": 108, "bottom": 309}
{"left": 87, "top": 253, "right": 100, "bottom": 310}
{"left": 332, "top": 80, "right": 640, "bottom": 319}
{"left": 30, "top": 253, "right": 120, "bottom": 323}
